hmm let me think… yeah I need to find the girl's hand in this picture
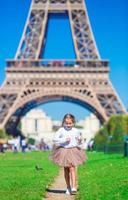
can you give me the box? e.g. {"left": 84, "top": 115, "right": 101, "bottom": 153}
{"left": 76, "top": 136, "right": 82, "bottom": 144}
{"left": 66, "top": 137, "right": 71, "bottom": 143}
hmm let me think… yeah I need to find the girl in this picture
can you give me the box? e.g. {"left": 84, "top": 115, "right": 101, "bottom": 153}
{"left": 51, "top": 113, "right": 87, "bottom": 195}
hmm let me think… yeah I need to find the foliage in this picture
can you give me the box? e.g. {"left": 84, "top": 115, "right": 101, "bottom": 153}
{"left": 0, "top": 129, "right": 8, "bottom": 139}
{"left": 94, "top": 125, "right": 108, "bottom": 145}
{"left": 107, "top": 115, "right": 127, "bottom": 143}
{"left": 108, "top": 115, "right": 125, "bottom": 134}
{"left": 27, "top": 137, "right": 36, "bottom": 145}
{"left": 123, "top": 115, "right": 128, "bottom": 135}
{"left": 95, "top": 115, "right": 128, "bottom": 145}
{"left": 75, "top": 125, "right": 84, "bottom": 129}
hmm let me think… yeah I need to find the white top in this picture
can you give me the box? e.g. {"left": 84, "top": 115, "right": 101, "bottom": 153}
{"left": 21, "top": 139, "right": 26, "bottom": 146}
{"left": 53, "top": 127, "right": 83, "bottom": 149}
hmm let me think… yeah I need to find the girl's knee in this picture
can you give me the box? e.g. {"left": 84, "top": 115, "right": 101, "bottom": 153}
{"left": 69, "top": 166, "right": 75, "bottom": 172}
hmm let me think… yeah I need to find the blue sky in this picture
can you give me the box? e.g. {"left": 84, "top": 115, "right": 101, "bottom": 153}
{"left": 0, "top": 0, "right": 127, "bottom": 120}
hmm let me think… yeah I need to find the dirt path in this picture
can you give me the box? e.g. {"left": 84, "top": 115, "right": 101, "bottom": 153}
{"left": 43, "top": 168, "right": 75, "bottom": 200}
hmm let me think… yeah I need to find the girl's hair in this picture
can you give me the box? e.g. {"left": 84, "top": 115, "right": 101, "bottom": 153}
{"left": 62, "top": 113, "right": 76, "bottom": 126}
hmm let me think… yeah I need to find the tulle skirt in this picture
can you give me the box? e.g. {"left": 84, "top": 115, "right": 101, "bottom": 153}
{"left": 50, "top": 146, "right": 87, "bottom": 167}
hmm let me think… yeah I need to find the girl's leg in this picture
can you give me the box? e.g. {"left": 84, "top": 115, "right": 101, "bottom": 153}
{"left": 69, "top": 166, "right": 77, "bottom": 189}
{"left": 75, "top": 167, "right": 78, "bottom": 189}
{"left": 64, "top": 167, "right": 70, "bottom": 188}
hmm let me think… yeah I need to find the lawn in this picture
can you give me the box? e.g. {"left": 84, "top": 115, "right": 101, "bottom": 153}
{"left": 77, "top": 152, "right": 128, "bottom": 200}
{"left": 0, "top": 151, "right": 59, "bottom": 200}
{"left": 0, "top": 151, "right": 128, "bottom": 200}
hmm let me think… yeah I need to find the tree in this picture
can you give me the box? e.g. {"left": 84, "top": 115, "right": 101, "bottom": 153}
{"left": 94, "top": 115, "right": 128, "bottom": 145}
{"left": 107, "top": 115, "right": 126, "bottom": 143}
{"left": 94, "top": 125, "right": 108, "bottom": 145}
{"left": 123, "top": 115, "right": 128, "bottom": 135}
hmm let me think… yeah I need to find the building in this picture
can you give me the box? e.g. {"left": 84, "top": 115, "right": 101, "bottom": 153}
{"left": 21, "top": 109, "right": 54, "bottom": 144}
{"left": 77, "top": 113, "right": 100, "bottom": 140}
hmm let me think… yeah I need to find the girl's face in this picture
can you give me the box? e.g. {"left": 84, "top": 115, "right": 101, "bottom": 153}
{"left": 64, "top": 117, "right": 74, "bottom": 129}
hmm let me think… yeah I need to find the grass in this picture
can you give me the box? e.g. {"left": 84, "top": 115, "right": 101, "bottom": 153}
{"left": 0, "top": 151, "right": 128, "bottom": 200}
{"left": 0, "top": 151, "right": 59, "bottom": 200}
{"left": 77, "top": 152, "right": 128, "bottom": 200}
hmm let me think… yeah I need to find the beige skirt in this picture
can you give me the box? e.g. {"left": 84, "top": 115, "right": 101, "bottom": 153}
{"left": 50, "top": 146, "right": 87, "bottom": 167}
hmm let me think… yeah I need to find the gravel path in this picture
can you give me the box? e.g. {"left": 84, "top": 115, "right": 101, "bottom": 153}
{"left": 43, "top": 168, "right": 75, "bottom": 200}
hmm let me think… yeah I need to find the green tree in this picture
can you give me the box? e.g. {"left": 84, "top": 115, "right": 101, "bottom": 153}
{"left": 94, "top": 115, "right": 128, "bottom": 145}
{"left": 123, "top": 115, "right": 128, "bottom": 135}
{"left": 107, "top": 115, "right": 125, "bottom": 143}
{"left": 94, "top": 125, "right": 108, "bottom": 145}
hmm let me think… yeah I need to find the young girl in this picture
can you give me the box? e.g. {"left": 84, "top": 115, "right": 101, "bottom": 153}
{"left": 51, "top": 113, "right": 87, "bottom": 195}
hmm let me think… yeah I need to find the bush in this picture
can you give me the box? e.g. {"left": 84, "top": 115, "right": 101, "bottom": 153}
{"left": 27, "top": 137, "right": 35, "bottom": 145}
{"left": 0, "top": 129, "right": 8, "bottom": 139}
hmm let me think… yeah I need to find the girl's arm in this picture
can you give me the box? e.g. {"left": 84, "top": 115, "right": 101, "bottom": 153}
{"left": 76, "top": 132, "right": 84, "bottom": 145}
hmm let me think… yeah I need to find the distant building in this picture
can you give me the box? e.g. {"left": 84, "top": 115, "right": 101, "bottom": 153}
{"left": 21, "top": 109, "right": 54, "bottom": 143}
{"left": 52, "top": 120, "right": 61, "bottom": 131}
{"left": 77, "top": 113, "right": 100, "bottom": 140}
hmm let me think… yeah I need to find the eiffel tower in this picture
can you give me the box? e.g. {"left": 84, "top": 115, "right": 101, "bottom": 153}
{"left": 0, "top": 0, "right": 126, "bottom": 136}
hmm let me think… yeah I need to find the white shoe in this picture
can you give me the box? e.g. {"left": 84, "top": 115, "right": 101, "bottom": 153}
{"left": 65, "top": 188, "right": 71, "bottom": 195}
{"left": 71, "top": 187, "right": 77, "bottom": 194}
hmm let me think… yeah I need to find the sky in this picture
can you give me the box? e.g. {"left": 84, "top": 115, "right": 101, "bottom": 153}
{"left": 0, "top": 0, "right": 128, "bottom": 121}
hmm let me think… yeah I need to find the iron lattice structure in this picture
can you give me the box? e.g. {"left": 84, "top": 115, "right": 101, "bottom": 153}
{"left": 0, "top": 0, "right": 126, "bottom": 135}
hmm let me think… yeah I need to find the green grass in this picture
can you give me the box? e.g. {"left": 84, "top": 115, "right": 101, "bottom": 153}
{"left": 0, "top": 151, "right": 59, "bottom": 200}
{"left": 77, "top": 152, "right": 128, "bottom": 200}
{"left": 1, "top": 151, "right": 128, "bottom": 200}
